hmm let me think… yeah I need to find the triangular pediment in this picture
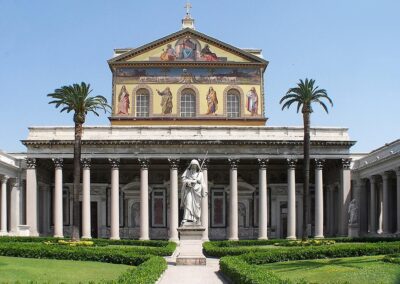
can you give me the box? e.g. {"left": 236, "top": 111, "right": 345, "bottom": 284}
{"left": 108, "top": 28, "right": 268, "bottom": 65}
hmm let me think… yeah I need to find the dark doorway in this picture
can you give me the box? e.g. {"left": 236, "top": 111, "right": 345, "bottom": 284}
{"left": 79, "top": 201, "right": 98, "bottom": 238}
{"left": 280, "top": 202, "right": 288, "bottom": 238}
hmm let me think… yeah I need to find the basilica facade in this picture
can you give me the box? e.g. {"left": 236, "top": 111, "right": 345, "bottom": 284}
{"left": 2, "top": 15, "right": 387, "bottom": 241}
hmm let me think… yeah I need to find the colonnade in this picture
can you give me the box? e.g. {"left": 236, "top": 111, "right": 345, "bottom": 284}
{"left": 366, "top": 168, "right": 400, "bottom": 235}
{"left": 1, "top": 157, "right": 351, "bottom": 239}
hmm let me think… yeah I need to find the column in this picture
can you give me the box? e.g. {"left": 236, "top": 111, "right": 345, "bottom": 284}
{"left": 381, "top": 172, "right": 390, "bottom": 234}
{"left": 338, "top": 158, "right": 351, "bottom": 236}
{"left": 10, "top": 179, "right": 20, "bottom": 234}
{"left": 81, "top": 158, "right": 91, "bottom": 239}
{"left": 0, "top": 176, "right": 8, "bottom": 235}
{"left": 139, "top": 159, "right": 150, "bottom": 241}
{"left": 369, "top": 176, "right": 377, "bottom": 234}
{"left": 396, "top": 168, "right": 400, "bottom": 234}
{"left": 26, "top": 158, "right": 38, "bottom": 236}
{"left": 201, "top": 159, "right": 209, "bottom": 241}
{"left": 257, "top": 159, "right": 268, "bottom": 240}
{"left": 228, "top": 159, "right": 239, "bottom": 241}
{"left": 168, "top": 158, "right": 179, "bottom": 242}
{"left": 327, "top": 186, "right": 335, "bottom": 236}
{"left": 378, "top": 183, "right": 383, "bottom": 234}
{"left": 314, "top": 159, "right": 324, "bottom": 239}
{"left": 287, "top": 159, "right": 297, "bottom": 240}
{"left": 52, "top": 158, "right": 64, "bottom": 238}
{"left": 109, "top": 159, "right": 120, "bottom": 240}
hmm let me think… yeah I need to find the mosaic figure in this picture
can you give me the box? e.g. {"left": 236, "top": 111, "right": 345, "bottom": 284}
{"left": 206, "top": 87, "right": 218, "bottom": 115}
{"left": 118, "top": 85, "right": 130, "bottom": 115}
{"left": 156, "top": 87, "right": 173, "bottom": 114}
{"left": 246, "top": 87, "right": 258, "bottom": 116}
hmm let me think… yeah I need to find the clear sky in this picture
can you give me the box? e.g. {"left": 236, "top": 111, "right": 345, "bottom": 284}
{"left": 0, "top": 0, "right": 399, "bottom": 153}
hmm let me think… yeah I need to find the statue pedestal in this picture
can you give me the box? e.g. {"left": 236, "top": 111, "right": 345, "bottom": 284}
{"left": 348, "top": 224, "right": 359, "bottom": 238}
{"left": 176, "top": 225, "right": 206, "bottom": 265}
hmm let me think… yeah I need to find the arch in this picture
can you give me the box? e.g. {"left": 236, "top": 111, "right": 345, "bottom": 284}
{"left": 177, "top": 84, "right": 200, "bottom": 117}
{"left": 132, "top": 84, "right": 153, "bottom": 117}
{"left": 223, "top": 86, "right": 244, "bottom": 117}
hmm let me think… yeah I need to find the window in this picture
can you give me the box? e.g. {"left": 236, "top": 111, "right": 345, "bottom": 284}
{"left": 136, "top": 89, "right": 149, "bottom": 117}
{"left": 151, "top": 189, "right": 166, "bottom": 227}
{"left": 227, "top": 90, "right": 240, "bottom": 117}
{"left": 211, "top": 189, "right": 226, "bottom": 227}
{"left": 180, "top": 89, "right": 196, "bottom": 117}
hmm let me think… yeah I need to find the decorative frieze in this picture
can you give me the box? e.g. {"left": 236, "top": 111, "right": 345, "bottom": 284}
{"left": 26, "top": 158, "right": 36, "bottom": 169}
{"left": 108, "top": 158, "right": 120, "bottom": 169}
{"left": 52, "top": 158, "right": 63, "bottom": 169}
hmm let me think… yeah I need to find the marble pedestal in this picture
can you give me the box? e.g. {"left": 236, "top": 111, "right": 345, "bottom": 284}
{"left": 348, "top": 224, "right": 359, "bottom": 238}
{"left": 176, "top": 225, "right": 206, "bottom": 265}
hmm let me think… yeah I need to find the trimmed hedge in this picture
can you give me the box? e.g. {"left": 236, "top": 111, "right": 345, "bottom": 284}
{"left": 0, "top": 236, "right": 176, "bottom": 256}
{"left": 0, "top": 242, "right": 167, "bottom": 284}
{"left": 220, "top": 242, "right": 400, "bottom": 284}
{"left": 383, "top": 253, "right": 400, "bottom": 265}
{"left": 204, "top": 238, "right": 400, "bottom": 257}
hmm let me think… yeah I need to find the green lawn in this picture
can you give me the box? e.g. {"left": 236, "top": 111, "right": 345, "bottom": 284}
{"left": 264, "top": 255, "right": 400, "bottom": 284}
{"left": 0, "top": 256, "right": 132, "bottom": 283}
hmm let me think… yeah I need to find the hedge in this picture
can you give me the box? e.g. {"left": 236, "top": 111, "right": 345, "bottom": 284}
{"left": 0, "top": 236, "right": 176, "bottom": 256}
{"left": 0, "top": 242, "right": 167, "bottom": 284}
{"left": 383, "top": 253, "right": 400, "bottom": 265}
{"left": 204, "top": 238, "right": 400, "bottom": 257}
{"left": 220, "top": 242, "right": 400, "bottom": 284}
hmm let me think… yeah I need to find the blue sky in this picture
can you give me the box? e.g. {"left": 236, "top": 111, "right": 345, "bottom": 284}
{"left": 0, "top": 0, "right": 399, "bottom": 153}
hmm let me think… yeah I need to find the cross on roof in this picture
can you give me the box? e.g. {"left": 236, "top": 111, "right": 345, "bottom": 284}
{"left": 184, "top": 1, "right": 192, "bottom": 15}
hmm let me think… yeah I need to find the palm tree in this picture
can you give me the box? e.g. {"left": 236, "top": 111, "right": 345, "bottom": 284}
{"left": 48, "top": 82, "right": 111, "bottom": 241}
{"left": 280, "top": 78, "right": 333, "bottom": 240}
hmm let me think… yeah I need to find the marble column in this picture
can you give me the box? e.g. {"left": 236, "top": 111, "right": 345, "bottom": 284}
{"left": 109, "top": 159, "right": 120, "bottom": 240}
{"left": 257, "top": 158, "right": 268, "bottom": 240}
{"left": 314, "top": 159, "right": 325, "bottom": 239}
{"left": 201, "top": 159, "right": 209, "bottom": 241}
{"left": 338, "top": 158, "right": 351, "bottom": 236}
{"left": 10, "top": 179, "right": 20, "bottom": 234}
{"left": 168, "top": 158, "right": 179, "bottom": 242}
{"left": 381, "top": 172, "right": 390, "bottom": 234}
{"left": 52, "top": 158, "right": 64, "bottom": 238}
{"left": 369, "top": 176, "right": 377, "bottom": 234}
{"left": 378, "top": 183, "right": 383, "bottom": 234}
{"left": 228, "top": 159, "right": 239, "bottom": 241}
{"left": 0, "top": 176, "right": 8, "bottom": 235}
{"left": 327, "top": 186, "right": 335, "bottom": 236}
{"left": 26, "top": 158, "right": 38, "bottom": 236}
{"left": 396, "top": 168, "right": 400, "bottom": 234}
{"left": 287, "top": 159, "right": 297, "bottom": 240}
{"left": 81, "top": 158, "right": 91, "bottom": 239}
{"left": 139, "top": 159, "right": 150, "bottom": 241}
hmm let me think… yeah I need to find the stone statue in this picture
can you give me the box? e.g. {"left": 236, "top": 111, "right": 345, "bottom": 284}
{"left": 180, "top": 159, "right": 204, "bottom": 225}
{"left": 348, "top": 199, "right": 359, "bottom": 225}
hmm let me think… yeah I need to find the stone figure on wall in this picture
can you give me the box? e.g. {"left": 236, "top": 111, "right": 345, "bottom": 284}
{"left": 156, "top": 87, "right": 173, "bottom": 114}
{"left": 160, "top": 44, "right": 176, "bottom": 61}
{"left": 118, "top": 85, "right": 130, "bottom": 115}
{"left": 246, "top": 87, "right": 258, "bottom": 116}
{"left": 348, "top": 199, "right": 359, "bottom": 225}
{"left": 180, "top": 159, "right": 204, "bottom": 225}
{"left": 201, "top": 44, "right": 218, "bottom": 61}
{"left": 206, "top": 87, "right": 218, "bottom": 115}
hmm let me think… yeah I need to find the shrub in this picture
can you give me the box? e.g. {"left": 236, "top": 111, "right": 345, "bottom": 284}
{"left": 219, "top": 242, "right": 400, "bottom": 284}
{"left": 275, "top": 239, "right": 336, "bottom": 247}
{"left": 383, "top": 254, "right": 400, "bottom": 265}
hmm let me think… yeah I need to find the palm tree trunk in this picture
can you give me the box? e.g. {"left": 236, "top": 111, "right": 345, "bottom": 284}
{"left": 302, "top": 111, "right": 311, "bottom": 240}
{"left": 71, "top": 122, "right": 82, "bottom": 241}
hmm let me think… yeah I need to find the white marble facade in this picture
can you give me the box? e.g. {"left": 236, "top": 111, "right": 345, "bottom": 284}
{"left": 0, "top": 126, "right": 375, "bottom": 240}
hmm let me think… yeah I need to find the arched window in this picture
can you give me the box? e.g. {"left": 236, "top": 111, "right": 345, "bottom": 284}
{"left": 136, "top": 89, "right": 149, "bottom": 117}
{"left": 180, "top": 89, "right": 196, "bottom": 117}
{"left": 226, "top": 90, "right": 240, "bottom": 117}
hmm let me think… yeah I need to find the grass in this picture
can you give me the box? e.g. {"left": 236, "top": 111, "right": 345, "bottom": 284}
{"left": 263, "top": 255, "right": 400, "bottom": 284}
{"left": 0, "top": 255, "right": 132, "bottom": 283}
